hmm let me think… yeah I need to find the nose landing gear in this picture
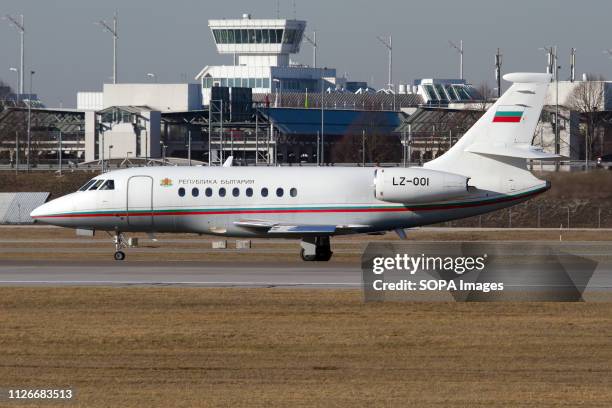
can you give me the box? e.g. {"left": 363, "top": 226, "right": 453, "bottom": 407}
{"left": 113, "top": 231, "right": 127, "bottom": 261}
{"left": 300, "top": 236, "right": 333, "bottom": 262}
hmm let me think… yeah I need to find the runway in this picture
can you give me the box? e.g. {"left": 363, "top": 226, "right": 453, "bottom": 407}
{"left": 2, "top": 258, "right": 612, "bottom": 290}
{"left": 0, "top": 261, "right": 362, "bottom": 288}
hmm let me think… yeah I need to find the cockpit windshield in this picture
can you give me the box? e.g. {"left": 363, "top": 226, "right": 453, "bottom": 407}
{"left": 89, "top": 180, "right": 105, "bottom": 191}
{"left": 78, "top": 179, "right": 115, "bottom": 192}
{"left": 99, "top": 180, "right": 115, "bottom": 190}
{"left": 78, "top": 179, "right": 98, "bottom": 191}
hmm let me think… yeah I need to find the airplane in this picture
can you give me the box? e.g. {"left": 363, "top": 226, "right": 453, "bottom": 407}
{"left": 30, "top": 73, "right": 558, "bottom": 261}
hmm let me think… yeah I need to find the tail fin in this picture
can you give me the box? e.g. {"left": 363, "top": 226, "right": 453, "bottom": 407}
{"left": 425, "top": 73, "right": 554, "bottom": 193}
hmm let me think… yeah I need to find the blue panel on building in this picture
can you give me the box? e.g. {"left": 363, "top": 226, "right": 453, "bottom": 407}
{"left": 258, "top": 108, "right": 405, "bottom": 136}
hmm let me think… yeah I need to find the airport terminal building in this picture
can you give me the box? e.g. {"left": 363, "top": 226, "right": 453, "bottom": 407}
{"left": 2, "top": 14, "right": 611, "bottom": 169}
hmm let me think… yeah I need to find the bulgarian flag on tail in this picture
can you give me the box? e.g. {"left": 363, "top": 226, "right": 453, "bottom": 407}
{"left": 493, "top": 105, "right": 525, "bottom": 123}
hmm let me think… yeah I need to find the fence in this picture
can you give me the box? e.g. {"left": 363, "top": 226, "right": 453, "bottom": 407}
{"left": 0, "top": 192, "right": 49, "bottom": 224}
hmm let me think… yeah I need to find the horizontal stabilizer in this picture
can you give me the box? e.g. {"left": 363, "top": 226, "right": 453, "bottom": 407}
{"left": 465, "top": 143, "right": 562, "bottom": 160}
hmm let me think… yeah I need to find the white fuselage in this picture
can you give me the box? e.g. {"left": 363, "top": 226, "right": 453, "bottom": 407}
{"left": 30, "top": 166, "right": 549, "bottom": 237}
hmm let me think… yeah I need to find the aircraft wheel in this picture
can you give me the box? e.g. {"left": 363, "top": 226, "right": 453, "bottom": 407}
{"left": 114, "top": 251, "right": 126, "bottom": 261}
{"left": 315, "top": 251, "right": 333, "bottom": 262}
{"left": 300, "top": 248, "right": 317, "bottom": 262}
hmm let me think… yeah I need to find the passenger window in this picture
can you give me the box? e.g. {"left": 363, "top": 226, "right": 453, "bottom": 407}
{"left": 290, "top": 187, "right": 297, "bottom": 197}
{"left": 178, "top": 187, "right": 185, "bottom": 197}
{"left": 205, "top": 187, "right": 213, "bottom": 197}
{"left": 192, "top": 188, "right": 199, "bottom": 197}
{"left": 219, "top": 187, "right": 226, "bottom": 197}
{"left": 232, "top": 188, "right": 239, "bottom": 197}
{"left": 276, "top": 187, "right": 284, "bottom": 197}
{"left": 261, "top": 187, "right": 268, "bottom": 197}
{"left": 99, "top": 180, "right": 115, "bottom": 190}
{"left": 246, "top": 187, "right": 253, "bottom": 197}
{"left": 79, "top": 180, "right": 97, "bottom": 191}
{"left": 89, "top": 180, "right": 104, "bottom": 191}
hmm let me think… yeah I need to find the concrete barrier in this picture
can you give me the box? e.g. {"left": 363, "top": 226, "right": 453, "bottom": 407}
{"left": 212, "top": 240, "right": 227, "bottom": 249}
{"left": 236, "top": 240, "right": 252, "bottom": 249}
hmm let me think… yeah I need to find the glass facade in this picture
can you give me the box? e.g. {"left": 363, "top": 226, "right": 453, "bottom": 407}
{"left": 203, "top": 76, "right": 270, "bottom": 89}
{"left": 422, "top": 83, "right": 477, "bottom": 104}
{"left": 212, "top": 28, "right": 301, "bottom": 45}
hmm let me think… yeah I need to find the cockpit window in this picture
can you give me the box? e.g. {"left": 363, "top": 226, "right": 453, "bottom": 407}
{"left": 89, "top": 180, "right": 105, "bottom": 191}
{"left": 99, "top": 180, "right": 115, "bottom": 190}
{"left": 79, "top": 179, "right": 97, "bottom": 191}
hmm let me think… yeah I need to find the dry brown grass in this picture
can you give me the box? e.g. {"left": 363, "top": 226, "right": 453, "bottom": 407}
{"left": 1, "top": 288, "right": 611, "bottom": 407}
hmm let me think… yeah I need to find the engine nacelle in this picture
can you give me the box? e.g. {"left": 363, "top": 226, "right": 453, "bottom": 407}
{"left": 374, "top": 168, "right": 469, "bottom": 203}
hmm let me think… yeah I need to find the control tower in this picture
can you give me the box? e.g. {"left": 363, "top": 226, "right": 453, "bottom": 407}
{"left": 196, "top": 14, "right": 338, "bottom": 105}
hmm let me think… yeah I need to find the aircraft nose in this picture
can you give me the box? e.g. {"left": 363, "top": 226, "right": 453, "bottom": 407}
{"left": 30, "top": 195, "right": 74, "bottom": 225}
{"left": 30, "top": 201, "right": 52, "bottom": 219}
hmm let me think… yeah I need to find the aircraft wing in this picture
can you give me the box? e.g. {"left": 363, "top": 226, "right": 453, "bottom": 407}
{"left": 235, "top": 219, "right": 370, "bottom": 235}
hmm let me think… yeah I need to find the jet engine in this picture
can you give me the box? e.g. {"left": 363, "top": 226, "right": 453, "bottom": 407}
{"left": 374, "top": 168, "right": 469, "bottom": 203}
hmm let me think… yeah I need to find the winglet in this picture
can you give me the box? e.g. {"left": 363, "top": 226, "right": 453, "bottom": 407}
{"left": 223, "top": 156, "right": 233, "bottom": 167}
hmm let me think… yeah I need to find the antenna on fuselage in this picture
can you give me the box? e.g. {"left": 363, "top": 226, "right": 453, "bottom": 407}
{"left": 223, "top": 156, "right": 234, "bottom": 167}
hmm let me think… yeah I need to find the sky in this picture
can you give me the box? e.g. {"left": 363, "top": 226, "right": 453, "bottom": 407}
{"left": 1, "top": 0, "right": 611, "bottom": 107}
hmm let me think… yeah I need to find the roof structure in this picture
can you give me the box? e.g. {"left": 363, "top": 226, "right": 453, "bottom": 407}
{"left": 0, "top": 107, "right": 85, "bottom": 133}
{"left": 396, "top": 107, "right": 484, "bottom": 134}
{"left": 253, "top": 92, "right": 423, "bottom": 111}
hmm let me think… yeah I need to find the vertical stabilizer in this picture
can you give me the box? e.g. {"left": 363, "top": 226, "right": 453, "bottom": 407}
{"left": 425, "top": 73, "right": 553, "bottom": 193}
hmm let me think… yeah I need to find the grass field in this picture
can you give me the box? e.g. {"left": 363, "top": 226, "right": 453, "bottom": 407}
{"left": 1, "top": 288, "right": 611, "bottom": 407}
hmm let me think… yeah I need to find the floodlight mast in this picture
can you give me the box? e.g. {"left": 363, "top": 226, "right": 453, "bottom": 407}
{"left": 376, "top": 35, "right": 392, "bottom": 90}
{"left": 449, "top": 40, "right": 464, "bottom": 80}
{"left": 4, "top": 14, "right": 25, "bottom": 94}
{"left": 303, "top": 31, "right": 317, "bottom": 68}
{"left": 97, "top": 12, "right": 118, "bottom": 84}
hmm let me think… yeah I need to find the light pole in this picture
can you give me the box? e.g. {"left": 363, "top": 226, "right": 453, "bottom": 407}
{"left": 495, "top": 48, "right": 502, "bottom": 97}
{"left": 273, "top": 78, "right": 281, "bottom": 107}
{"left": 146, "top": 72, "right": 156, "bottom": 83}
{"left": 540, "top": 46, "right": 560, "bottom": 170}
{"left": 376, "top": 35, "right": 393, "bottom": 90}
{"left": 9, "top": 67, "right": 19, "bottom": 94}
{"left": 97, "top": 12, "right": 118, "bottom": 84}
{"left": 26, "top": 70, "right": 35, "bottom": 172}
{"left": 58, "top": 129, "right": 62, "bottom": 176}
{"left": 449, "top": 40, "right": 464, "bottom": 80}
{"left": 303, "top": 31, "right": 317, "bottom": 67}
{"left": 4, "top": 14, "right": 25, "bottom": 94}
{"left": 160, "top": 143, "right": 167, "bottom": 165}
{"left": 108, "top": 144, "right": 114, "bottom": 168}
{"left": 320, "top": 79, "right": 325, "bottom": 164}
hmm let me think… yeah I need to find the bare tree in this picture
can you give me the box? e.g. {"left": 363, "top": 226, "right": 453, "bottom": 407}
{"left": 0, "top": 79, "right": 14, "bottom": 113}
{"left": 567, "top": 75, "right": 606, "bottom": 162}
{"left": 475, "top": 82, "right": 495, "bottom": 111}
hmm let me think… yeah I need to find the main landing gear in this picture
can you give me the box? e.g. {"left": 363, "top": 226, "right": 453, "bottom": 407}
{"left": 113, "top": 231, "right": 127, "bottom": 261}
{"left": 300, "top": 236, "right": 333, "bottom": 262}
